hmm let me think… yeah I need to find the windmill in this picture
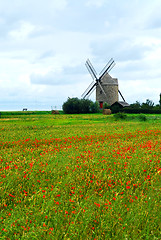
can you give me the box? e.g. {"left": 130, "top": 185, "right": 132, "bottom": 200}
{"left": 82, "top": 58, "right": 125, "bottom": 108}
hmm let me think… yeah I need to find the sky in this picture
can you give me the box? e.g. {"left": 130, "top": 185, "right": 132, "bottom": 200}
{"left": 0, "top": 0, "right": 161, "bottom": 111}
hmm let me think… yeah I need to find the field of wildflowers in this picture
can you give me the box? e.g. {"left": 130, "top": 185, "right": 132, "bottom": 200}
{"left": 0, "top": 113, "right": 160, "bottom": 239}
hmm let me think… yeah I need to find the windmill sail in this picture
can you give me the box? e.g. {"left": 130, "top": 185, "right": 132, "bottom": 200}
{"left": 85, "top": 59, "right": 97, "bottom": 80}
{"left": 81, "top": 80, "right": 95, "bottom": 98}
{"left": 99, "top": 58, "right": 113, "bottom": 76}
{"left": 86, "top": 59, "right": 97, "bottom": 75}
{"left": 118, "top": 90, "right": 126, "bottom": 102}
{"left": 82, "top": 58, "right": 121, "bottom": 106}
{"left": 97, "top": 81, "right": 107, "bottom": 98}
{"left": 99, "top": 58, "right": 115, "bottom": 79}
{"left": 85, "top": 83, "right": 96, "bottom": 98}
{"left": 82, "top": 82, "right": 97, "bottom": 99}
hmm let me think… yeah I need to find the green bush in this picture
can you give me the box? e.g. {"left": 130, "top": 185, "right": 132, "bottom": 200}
{"left": 110, "top": 104, "right": 121, "bottom": 113}
{"left": 103, "top": 102, "right": 110, "bottom": 110}
{"left": 138, "top": 114, "right": 147, "bottom": 121}
{"left": 123, "top": 99, "right": 161, "bottom": 114}
{"left": 123, "top": 107, "right": 161, "bottom": 114}
{"left": 62, "top": 98, "right": 80, "bottom": 114}
{"left": 62, "top": 98, "right": 100, "bottom": 114}
{"left": 90, "top": 101, "right": 100, "bottom": 113}
{"left": 113, "top": 112, "right": 127, "bottom": 120}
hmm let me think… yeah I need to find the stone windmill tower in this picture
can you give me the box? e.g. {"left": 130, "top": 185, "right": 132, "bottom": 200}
{"left": 82, "top": 58, "right": 125, "bottom": 108}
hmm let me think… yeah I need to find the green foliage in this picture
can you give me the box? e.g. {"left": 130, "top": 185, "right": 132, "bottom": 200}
{"left": 124, "top": 99, "right": 161, "bottom": 114}
{"left": 138, "top": 114, "right": 147, "bottom": 121}
{"left": 90, "top": 101, "right": 100, "bottom": 113}
{"left": 103, "top": 102, "right": 110, "bottom": 110}
{"left": 113, "top": 112, "right": 127, "bottom": 120}
{"left": 62, "top": 98, "right": 99, "bottom": 114}
{"left": 62, "top": 98, "right": 80, "bottom": 114}
{"left": 130, "top": 101, "right": 141, "bottom": 109}
{"left": 141, "top": 99, "right": 154, "bottom": 109}
{"left": 81, "top": 99, "right": 92, "bottom": 113}
{"left": 110, "top": 104, "right": 121, "bottom": 113}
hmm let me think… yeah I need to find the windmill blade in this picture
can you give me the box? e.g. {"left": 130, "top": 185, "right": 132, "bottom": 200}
{"left": 85, "top": 62, "right": 96, "bottom": 80}
{"left": 97, "top": 81, "right": 108, "bottom": 100}
{"left": 81, "top": 80, "right": 95, "bottom": 98}
{"left": 86, "top": 59, "right": 97, "bottom": 77}
{"left": 99, "top": 58, "right": 115, "bottom": 79}
{"left": 82, "top": 82, "right": 97, "bottom": 99}
{"left": 99, "top": 58, "right": 113, "bottom": 76}
{"left": 118, "top": 90, "right": 126, "bottom": 102}
{"left": 86, "top": 83, "right": 96, "bottom": 98}
{"left": 106, "top": 62, "right": 116, "bottom": 74}
{"left": 85, "top": 59, "right": 97, "bottom": 80}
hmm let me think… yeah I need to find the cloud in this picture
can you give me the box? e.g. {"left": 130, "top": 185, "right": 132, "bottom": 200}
{"left": 141, "top": 1, "right": 161, "bottom": 30}
{"left": 30, "top": 71, "right": 67, "bottom": 85}
{"left": 91, "top": 36, "right": 151, "bottom": 62}
{"left": 9, "top": 21, "right": 36, "bottom": 40}
{"left": 0, "top": 0, "right": 68, "bottom": 21}
{"left": 30, "top": 66, "right": 87, "bottom": 86}
{"left": 38, "top": 50, "right": 56, "bottom": 60}
{"left": 86, "top": 0, "right": 106, "bottom": 7}
{"left": 0, "top": 0, "right": 161, "bottom": 110}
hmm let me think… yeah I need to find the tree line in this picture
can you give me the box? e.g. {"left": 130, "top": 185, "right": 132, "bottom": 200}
{"left": 62, "top": 97, "right": 161, "bottom": 114}
{"left": 62, "top": 98, "right": 100, "bottom": 114}
{"left": 122, "top": 99, "right": 161, "bottom": 114}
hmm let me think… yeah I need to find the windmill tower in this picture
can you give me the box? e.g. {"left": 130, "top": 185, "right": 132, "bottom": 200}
{"left": 82, "top": 58, "right": 125, "bottom": 108}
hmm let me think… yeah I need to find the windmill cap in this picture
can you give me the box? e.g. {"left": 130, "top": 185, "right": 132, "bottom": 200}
{"left": 101, "top": 75, "right": 118, "bottom": 85}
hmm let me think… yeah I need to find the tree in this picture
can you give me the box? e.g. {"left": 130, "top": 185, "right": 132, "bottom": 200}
{"left": 80, "top": 99, "right": 91, "bottom": 113}
{"left": 141, "top": 99, "right": 154, "bottom": 109}
{"left": 103, "top": 102, "right": 110, "bottom": 110}
{"left": 90, "top": 101, "right": 100, "bottom": 113}
{"left": 62, "top": 98, "right": 100, "bottom": 114}
{"left": 159, "top": 93, "right": 161, "bottom": 106}
{"left": 62, "top": 98, "right": 81, "bottom": 114}
{"left": 130, "top": 101, "right": 141, "bottom": 109}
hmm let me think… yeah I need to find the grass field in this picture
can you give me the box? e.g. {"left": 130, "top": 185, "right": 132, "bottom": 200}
{"left": 0, "top": 113, "right": 161, "bottom": 239}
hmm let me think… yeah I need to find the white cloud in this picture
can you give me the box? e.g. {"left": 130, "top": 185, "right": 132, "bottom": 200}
{"left": 9, "top": 21, "right": 36, "bottom": 40}
{"left": 0, "top": 0, "right": 161, "bottom": 110}
{"left": 86, "top": 0, "right": 106, "bottom": 7}
{"left": 104, "top": 21, "right": 110, "bottom": 28}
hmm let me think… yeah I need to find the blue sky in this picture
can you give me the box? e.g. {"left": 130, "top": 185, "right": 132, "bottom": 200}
{"left": 0, "top": 0, "right": 161, "bottom": 110}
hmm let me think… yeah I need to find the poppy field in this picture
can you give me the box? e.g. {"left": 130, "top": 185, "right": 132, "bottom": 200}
{"left": 0, "top": 113, "right": 161, "bottom": 239}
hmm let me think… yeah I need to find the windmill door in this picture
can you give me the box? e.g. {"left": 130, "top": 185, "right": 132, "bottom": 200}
{"left": 99, "top": 101, "right": 103, "bottom": 109}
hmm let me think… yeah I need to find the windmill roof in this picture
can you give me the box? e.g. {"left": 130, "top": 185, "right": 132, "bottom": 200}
{"left": 111, "top": 101, "right": 130, "bottom": 107}
{"left": 101, "top": 73, "right": 118, "bottom": 85}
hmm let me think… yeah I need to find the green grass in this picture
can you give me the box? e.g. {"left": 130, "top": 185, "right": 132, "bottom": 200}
{"left": 0, "top": 113, "right": 161, "bottom": 239}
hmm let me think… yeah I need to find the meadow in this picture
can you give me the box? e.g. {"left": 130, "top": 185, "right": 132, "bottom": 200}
{"left": 0, "top": 112, "right": 160, "bottom": 239}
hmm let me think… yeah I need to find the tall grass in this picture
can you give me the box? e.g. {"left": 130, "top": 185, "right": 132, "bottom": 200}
{"left": 0, "top": 114, "right": 160, "bottom": 239}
